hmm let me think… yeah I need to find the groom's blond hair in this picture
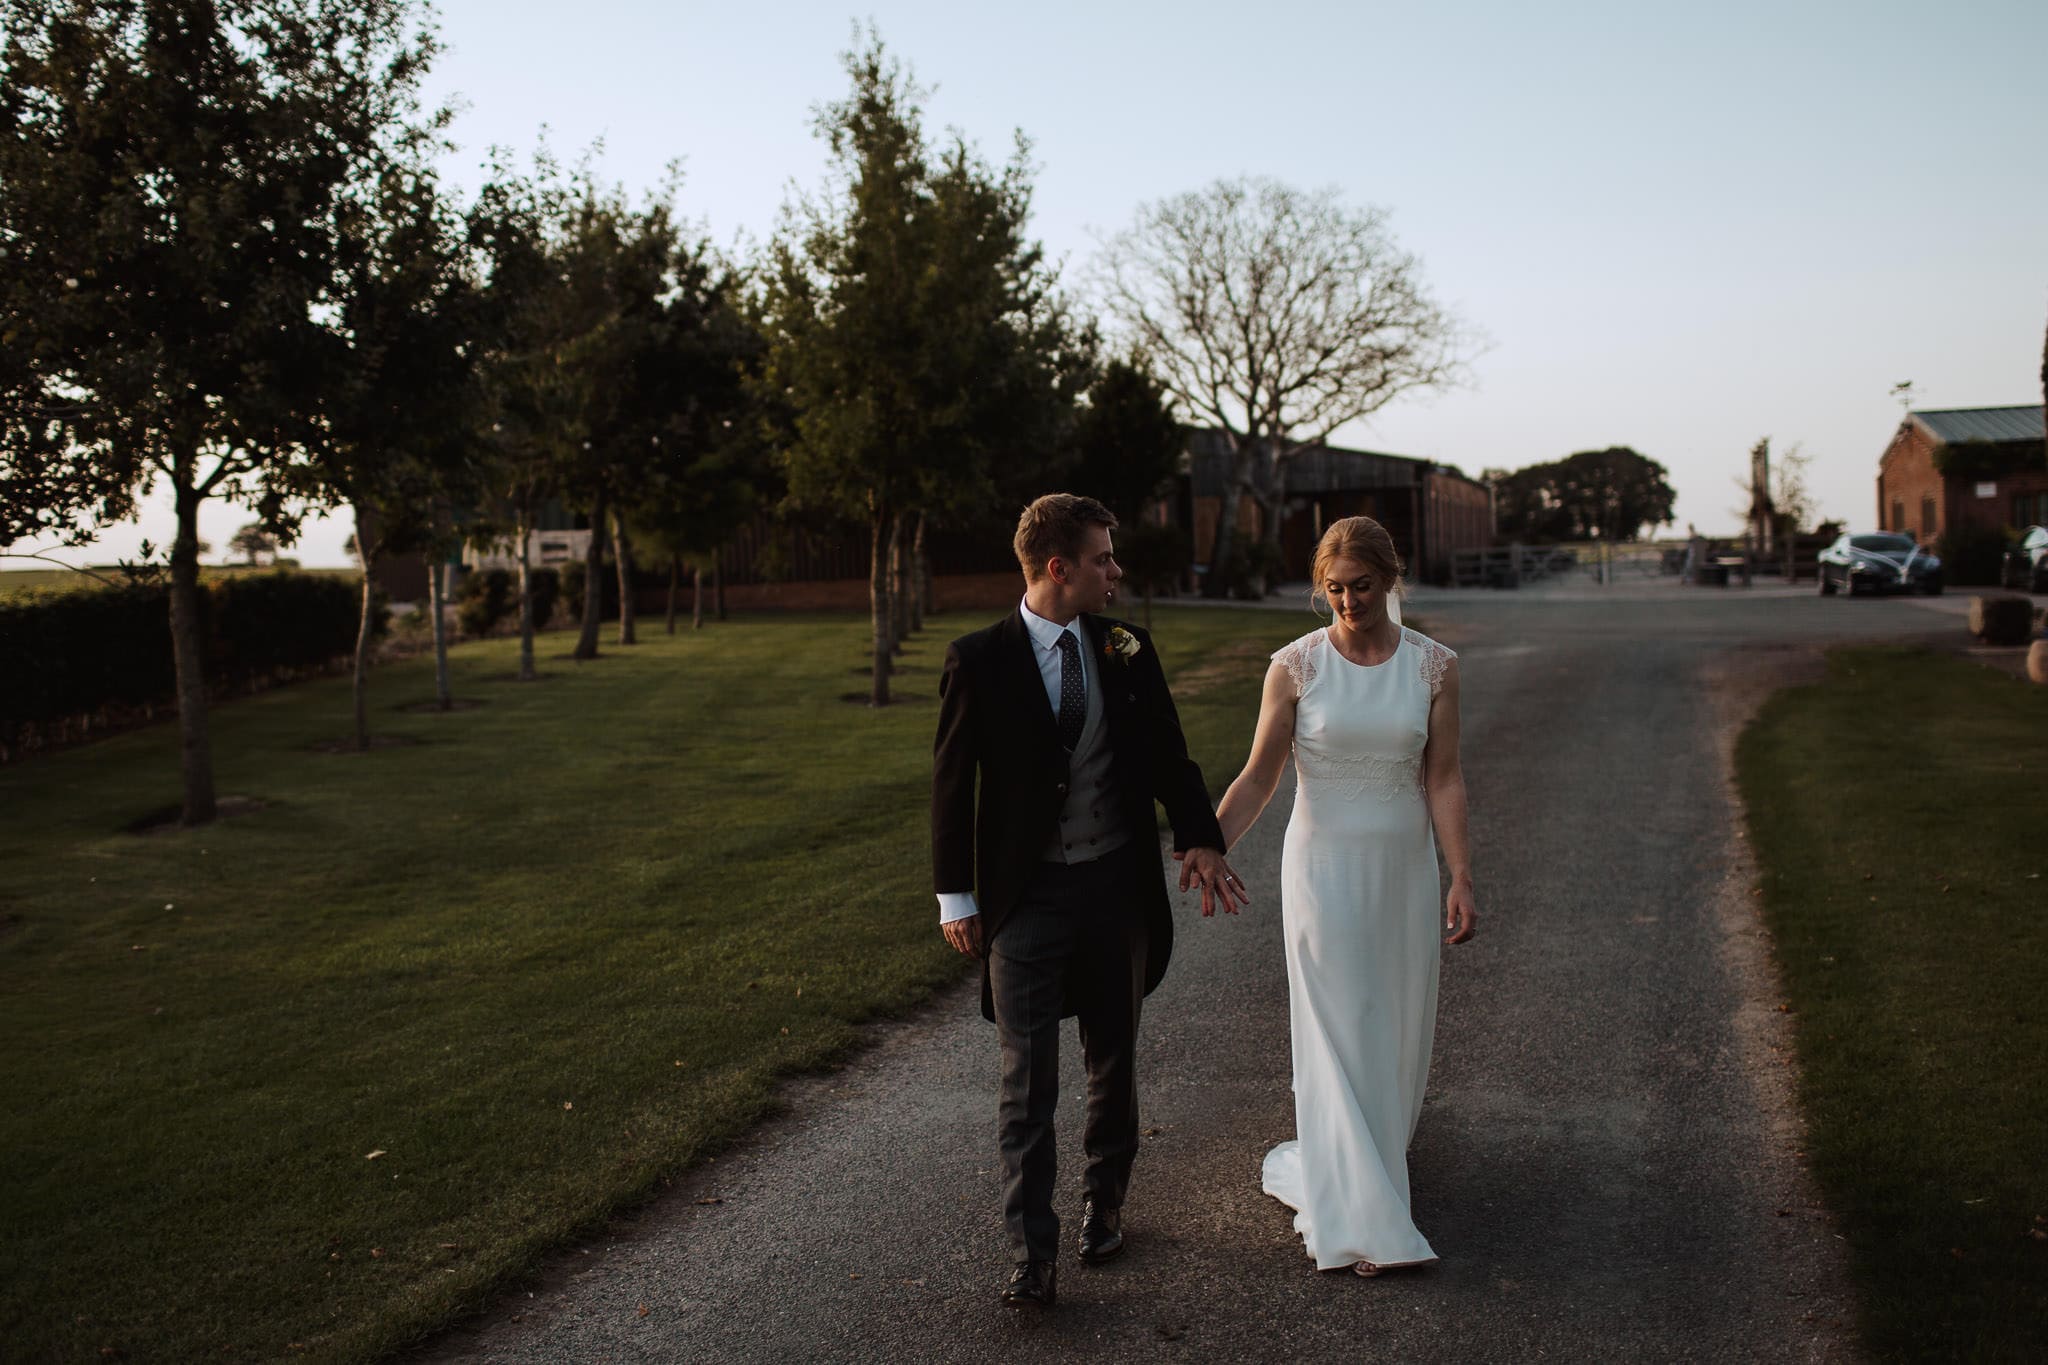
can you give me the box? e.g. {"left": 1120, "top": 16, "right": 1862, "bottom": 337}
{"left": 1014, "top": 493, "right": 1118, "bottom": 582}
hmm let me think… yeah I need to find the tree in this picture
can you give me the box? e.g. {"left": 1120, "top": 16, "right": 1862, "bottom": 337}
{"left": 1065, "top": 356, "right": 1187, "bottom": 625}
{"left": 1483, "top": 464, "right": 1570, "bottom": 543}
{"left": 623, "top": 246, "right": 768, "bottom": 635}
{"left": 471, "top": 152, "right": 575, "bottom": 684}
{"left": 1769, "top": 441, "right": 1817, "bottom": 538}
{"left": 1066, "top": 356, "right": 1182, "bottom": 527}
{"left": 308, "top": 152, "right": 489, "bottom": 748}
{"left": 1095, "top": 177, "right": 1469, "bottom": 592}
{"left": 1488, "top": 447, "right": 1676, "bottom": 543}
{"left": 549, "top": 178, "right": 670, "bottom": 659}
{"left": 0, "top": 0, "right": 445, "bottom": 824}
{"left": 228, "top": 524, "right": 279, "bottom": 566}
{"left": 761, "top": 30, "right": 1077, "bottom": 704}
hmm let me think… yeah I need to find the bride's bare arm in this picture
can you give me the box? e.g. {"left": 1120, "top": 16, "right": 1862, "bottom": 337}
{"left": 1423, "top": 660, "right": 1477, "bottom": 944}
{"left": 1214, "top": 659, "right": 1299, "bottom": 852}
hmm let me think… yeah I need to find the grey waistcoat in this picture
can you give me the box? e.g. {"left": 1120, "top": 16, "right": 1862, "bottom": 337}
{"left": 1042, "top": 632, "right": 1132, "bottom": 864}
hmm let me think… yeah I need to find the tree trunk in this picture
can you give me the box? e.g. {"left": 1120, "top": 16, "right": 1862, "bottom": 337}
{"left": 612, "top": 509, "right": 637, "bottom": 646}
{"left": 692, "top": 563, "right": 704, "bottom": 630}
{"left": 1205, "top": 436, "right": 1258, "bottom": 596}
{"left": 713, "top": 554, "right": 726, "bottom": 622}
{"left": 516, "top": 505, "right": 537, "bottom": 682}
{"left": 351, "top": 508, "right": 378, "bottom": 752}
{"left": 912, "top": 512, "right": 930, "bottom": 624}
{"left": 574, "top": 489, "right": 608, "bottom": 661}
{"left": 666, "top": 554, "right": 679, "bottom": 635}
{"left": 889, "top": 510, "right": 912, "bottom": 651}
{"left": 168, "top": 470, "right": 217, "bottom": 825}
{"left": 869, "top": 508, "right": 893, "bottom": 705}
{"left": 429, "top": 558, "right": 452, "bottom": 709}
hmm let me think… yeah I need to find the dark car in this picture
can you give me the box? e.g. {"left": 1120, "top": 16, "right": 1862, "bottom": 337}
{"left": 1817, "top": 532, "right": 1943, "bottom": 596}
{"left": 2001, "top": 525, "right": 2048, "bottom": 593}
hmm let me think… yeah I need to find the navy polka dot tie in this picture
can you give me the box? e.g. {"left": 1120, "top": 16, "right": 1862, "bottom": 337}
{"left": 1055, "top": 631, "right": 1085, "bottom": 751}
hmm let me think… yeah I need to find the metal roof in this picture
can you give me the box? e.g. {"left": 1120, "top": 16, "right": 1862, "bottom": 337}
{"left": 1910, "top": 405, "right": 2043, "bottom": 445}
{"left": 1184, "top": 427, "right": 1444, "bottom": 498}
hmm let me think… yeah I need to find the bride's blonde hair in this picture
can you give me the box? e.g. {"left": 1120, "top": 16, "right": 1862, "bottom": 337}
{"left": 1308, "top": 516, "right": 1405, "bottom": 615}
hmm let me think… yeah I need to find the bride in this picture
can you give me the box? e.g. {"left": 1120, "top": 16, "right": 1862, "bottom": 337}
{"left": 1211, "top": 515, "right": 1477, "bottom": 1276}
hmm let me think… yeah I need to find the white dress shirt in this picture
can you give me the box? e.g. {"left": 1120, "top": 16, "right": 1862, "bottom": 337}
{"left": 936, "top": 598, "right": 1086, "bottom": 925}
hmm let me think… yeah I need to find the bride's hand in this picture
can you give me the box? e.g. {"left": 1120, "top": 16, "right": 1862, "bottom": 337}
{"left": 1443, "top": 881, "right": 1477, "bottom": 945}
{"left": 1178, "top": 846, "right": 1248, "bottom": 916}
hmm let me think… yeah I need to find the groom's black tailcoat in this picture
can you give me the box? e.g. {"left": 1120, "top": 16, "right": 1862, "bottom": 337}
{"left": 930, "top": 609, "right": 1224, "bottom": 1020}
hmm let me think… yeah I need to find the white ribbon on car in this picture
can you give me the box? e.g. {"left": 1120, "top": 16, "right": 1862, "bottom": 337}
{"left": 1854, "top": 545, "right": 1922, "bottom": 579}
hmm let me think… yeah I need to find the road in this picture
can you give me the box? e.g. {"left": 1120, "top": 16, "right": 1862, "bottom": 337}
{"left": 422, "top": 583, "right": 1978, "bottom": 1363}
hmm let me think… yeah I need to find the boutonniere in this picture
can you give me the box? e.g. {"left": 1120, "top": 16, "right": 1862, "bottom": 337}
{"left": 1104, "top": 626, "right": 1141, "bottom": 662}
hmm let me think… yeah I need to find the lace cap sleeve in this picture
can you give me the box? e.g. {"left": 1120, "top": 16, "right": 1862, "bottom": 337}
{"left": 1271, "top": 629, "right": 1324, "bottom": 696}
{"left": 1408, "top": 628, "right": 1457, "bottom": 699}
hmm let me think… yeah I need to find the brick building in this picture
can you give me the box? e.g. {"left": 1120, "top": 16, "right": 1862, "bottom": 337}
{"left": 1875, "top": 405, "right": 2047, "bottom": 540}
{"left": 1183, "top": 428, "right": 1494, "bottom": 584}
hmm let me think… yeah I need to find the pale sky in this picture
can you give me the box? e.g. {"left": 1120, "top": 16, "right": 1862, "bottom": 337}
{"left": 25, "top": 0, "right": 2047, "bottom": 568}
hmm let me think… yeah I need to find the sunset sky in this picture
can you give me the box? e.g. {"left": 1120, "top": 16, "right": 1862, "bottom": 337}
{"left": 32, "top": 0, "right": 2046, "bottom": 568}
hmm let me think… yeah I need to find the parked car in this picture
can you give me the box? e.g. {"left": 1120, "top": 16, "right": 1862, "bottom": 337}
{"left": 2001, "top": 525, "right": 2048, "bottom": 593}
{"left": 1817, "top": 532, "right": 1944, "bottom": 596}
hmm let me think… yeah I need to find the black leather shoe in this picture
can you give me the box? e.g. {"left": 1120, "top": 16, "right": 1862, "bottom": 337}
{"left": 1001, "top": 1259, "right": 1057, "bottom": 1307}
{"left": 1078, "top": 1198, "right": 1124, "bottom": 1264}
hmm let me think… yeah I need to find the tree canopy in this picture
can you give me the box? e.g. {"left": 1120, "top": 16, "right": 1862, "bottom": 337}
{"left": 1486, "top": 447, "right": 1678, "bottom": 543}
{"left": 760, "top": 29, "right": 1078, "bottom": 703}
{"left": 0, "top": 0, "right": 447, "bottom": 822}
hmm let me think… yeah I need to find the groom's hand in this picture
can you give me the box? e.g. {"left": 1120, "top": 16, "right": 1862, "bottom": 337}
{"left": 1177, "top": 846, "right": 1248, "bottom": 917}
{"left": 941, "top": 914, "right": 985, "bottom": 959}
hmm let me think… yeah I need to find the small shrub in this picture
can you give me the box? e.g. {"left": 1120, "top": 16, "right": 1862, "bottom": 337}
{"left": 1217, "top": 537, "right": 1286, "bottom": 600}
{"left": 1968, "top": 594, "right": 2033, "bottom": 645}
{"left": 556, "top": 558, "right": 617, "bottom": 622}
{"left": 1936, "top": 525, "right": 2008, "bottom": 587}
{"left": 455, "top": 569, "right": 514, "bottom": 638}
{"left": 526, "top": 567, "right": 560, "bottom": 630}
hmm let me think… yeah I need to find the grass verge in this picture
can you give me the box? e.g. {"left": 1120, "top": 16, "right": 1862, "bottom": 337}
{"left": 1736, "top": 645, "right": 2048, "bottom": 1360}
{"left": 0, "top": 603, "right": 1300, "bottom": 1362}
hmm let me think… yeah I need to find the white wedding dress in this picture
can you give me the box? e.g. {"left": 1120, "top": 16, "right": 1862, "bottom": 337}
{"left": 1260, "top": 624, "right": 1455, "bottom": 1270}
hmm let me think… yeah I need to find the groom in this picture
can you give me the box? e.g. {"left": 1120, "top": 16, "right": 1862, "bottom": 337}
{"left": 931, "top": 493, "right": 1245, "bottom": 1308}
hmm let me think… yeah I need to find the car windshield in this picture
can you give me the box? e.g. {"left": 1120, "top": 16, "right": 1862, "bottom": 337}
{"left": 1849, "top": 535, "right": 1916, "bottom": 552}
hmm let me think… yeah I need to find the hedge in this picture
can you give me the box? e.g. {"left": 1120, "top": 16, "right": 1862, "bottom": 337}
{"left": 0, "top": 572, "right": 366, "bottom": 761}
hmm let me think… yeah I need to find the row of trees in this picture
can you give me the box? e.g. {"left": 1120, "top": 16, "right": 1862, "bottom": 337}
{"left": 4, "top": 4, "right": 1466, "bottom": 826}
{"left": 0, "top": 7, "right": 1187, "bottom": 823}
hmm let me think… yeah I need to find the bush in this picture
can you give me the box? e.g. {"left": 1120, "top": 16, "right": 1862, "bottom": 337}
{"left": 211, "top": 573, "right": 374, "bottom": 682}
{"left": 1936, "top": 525, "right": 2008, "bottom": 587}
{"left": 556, "top": 558, "right": 617, "bottom": 622}
{"left": 527, "top": 567, "right": 560, "bottom": 630}
{"left": 455, "top": 569, "right": 514, "bottom": 638}
{"left": 0, "top": 572, "right": 361, "bottom": 757}
{"left": 1216, "top": 536, "right": 1286, "bottom": 600}
{"left": 1116, "top": 521, "right": 1192, "bottom": 599}
{"left": 1968, "top": 594, "right": 2034, "bottom": 646}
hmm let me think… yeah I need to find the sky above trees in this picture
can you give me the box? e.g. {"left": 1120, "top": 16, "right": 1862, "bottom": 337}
{"left": 39, "top": 0, "right": 2047, "bottom": 565}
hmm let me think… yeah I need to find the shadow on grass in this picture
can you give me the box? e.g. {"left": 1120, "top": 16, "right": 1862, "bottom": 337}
{"left": 306, "top": 734, "right": 427, "bottom": 755}
{"left": 122, "top": 794, "right": 273, "bottom": 835}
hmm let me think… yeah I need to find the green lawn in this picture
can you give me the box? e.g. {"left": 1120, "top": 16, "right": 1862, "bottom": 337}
{"left": 0, "top": 604, "right": 1300, "bottom": 1362}
{"left": 1737, "top": 647, "right": 2048, "bottom": 1361}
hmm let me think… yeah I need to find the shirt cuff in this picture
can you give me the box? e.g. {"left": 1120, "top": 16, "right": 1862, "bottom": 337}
{"left": 937, "top": 892, "right": 980, "bottom": 924}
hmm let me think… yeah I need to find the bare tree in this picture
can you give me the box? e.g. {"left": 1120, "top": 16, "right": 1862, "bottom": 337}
{"left": 1094, "top": 177, "right": 1469, "bottom": 588}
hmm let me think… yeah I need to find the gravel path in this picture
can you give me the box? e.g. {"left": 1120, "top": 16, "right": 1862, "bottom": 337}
{"left": 421, "top": 587, "right": 1966, "bottom": 1364}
